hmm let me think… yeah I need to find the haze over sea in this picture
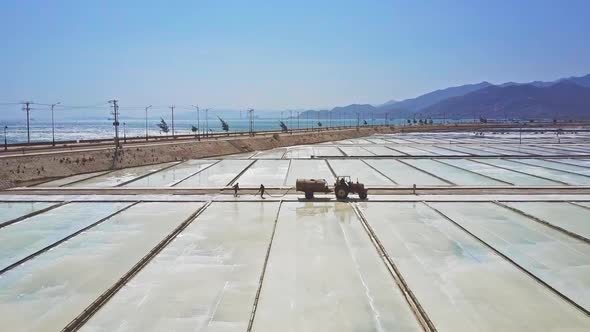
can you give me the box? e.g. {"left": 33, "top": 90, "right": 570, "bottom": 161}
{"left": 3, "top": 118, "right": 403, "bottom": 144}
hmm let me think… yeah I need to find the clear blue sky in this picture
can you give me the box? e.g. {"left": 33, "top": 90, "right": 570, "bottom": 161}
{"left": 1, "top": 0, "right": 589, "bottom": 113}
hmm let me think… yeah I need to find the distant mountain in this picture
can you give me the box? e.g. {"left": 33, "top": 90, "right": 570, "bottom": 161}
{"left": 565, "top": 73, "right": 590, "bottom": 87}
{"left": 299, "top": 104, "right": 377, "bottom": 119}
{"left": 296, "top": 73, "right": 590, "bottom": 120}
{"left": 421, "top": 81, "right": 590, "bottom": 119}
{"left": 379, "top": 81, "right": 493, "bottom": 115}
{"left": 500, "top": 73, "right": 590, "bottom": 88}
{"left": 379, "top": 100, "right": 398, "bottom": 107}
{"left": 331, "top": 104, "right": 377, "bottom": 116}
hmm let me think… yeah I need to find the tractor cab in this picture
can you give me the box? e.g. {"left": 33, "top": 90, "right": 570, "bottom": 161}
{"left": 334, "top": 176, "right": 368, "bottom": 200}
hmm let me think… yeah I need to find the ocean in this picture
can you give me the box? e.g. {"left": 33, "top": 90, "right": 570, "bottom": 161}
{"left": 0, "top": 117, "right": 457, "bottom": 144}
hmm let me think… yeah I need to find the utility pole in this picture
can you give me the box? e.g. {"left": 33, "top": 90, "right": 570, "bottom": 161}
{"left": 169, "top": 106, "right": 175, "bottom": 137}
{"left": 205, "top": 108, "right": 209, "bottom": 137}
{"left": 108, "top": 100, "right": 120, "bottom": 147}
{"left": 247, "top": 109, "right": 254, "bottom": 136}
{"left": 50, "top": 102, "right": 60, "bottom": 146}
{"left": 191, "top": 105, "right": 200, "bottom": 140}
{"left": 21, "top": 102, "right": 32, "bottom": 143}
{"left": 145, "top": 105, "right": 152, "bottom": 141}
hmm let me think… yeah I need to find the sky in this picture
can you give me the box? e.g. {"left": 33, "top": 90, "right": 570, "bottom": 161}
{"left": 1, "top": 0, "right": 590, "bottom": 118}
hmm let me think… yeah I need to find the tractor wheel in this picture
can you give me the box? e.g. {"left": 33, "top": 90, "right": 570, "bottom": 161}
{"left": 358, "top": 191, "right": 367, "bottom": 200}
{"left": 334, "top": 185, "right": 349, "bottom": 199}
{"left": 305, "top": 192, "right": 314, "bottom": 199}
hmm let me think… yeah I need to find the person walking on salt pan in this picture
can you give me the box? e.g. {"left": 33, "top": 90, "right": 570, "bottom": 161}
{"left": 257, "top": 184, "right": 265, "bottom": 199}
{"left": 232, "top": 182, "right": 239, "bottom": 197}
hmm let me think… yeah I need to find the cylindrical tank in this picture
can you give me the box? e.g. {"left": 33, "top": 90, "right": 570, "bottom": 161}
{"left": 295, "top": 178, "right": 329, "bottom": 192}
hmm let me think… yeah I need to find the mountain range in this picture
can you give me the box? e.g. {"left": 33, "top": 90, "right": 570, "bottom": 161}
{"left": 302, "top": 73, "right": 590, "bottom": 120}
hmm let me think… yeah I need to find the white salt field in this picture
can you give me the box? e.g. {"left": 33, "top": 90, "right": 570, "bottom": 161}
{"left": 402, "top": 159, "right": 505, "bottom": 186}
{"left": 35, "top": 154, "right": 590, "bottom": 188}
{"left": 174, "top": 159, "right": 253, "bottom": 187}
{"left": 66, "top": 162, "right": 178, "bottom": 187}
{"left": 312, "top": 146, "right": 344, "bottom": 156}
{"left": 4, "top": 130, "right": 590, "bottom": 331}
{"left": 36, "top": 171, "right": 109, "bottom": 187}
{"left": 251, "top": 202, "right": 423, "bottom": 332}
{"left": 513, "top": 159, "right": 590, "bottom": 176}
{"left": 358, "top": 202, "right": 590, "bottom": 331}
{"left": 285, "top": 159, "right": 335, "bottom": 185}
{"left": 480, "top": 159, "right": 590, "bottom": 185}
{"left": 124, "top": 160, "right": 218, "bottom": 187}
{"left": 363, "top": 145, "right": 404, "bottom": 156}
{"left": 339, "top": 146, "right": 375, "bottom": 156}
{"left": 389, "top": 145, "right": 438, "bottom": 156}
{"left": 440, "top": 159, "right": 560, "bottom": 185}
{"left": 505, "top": 202, "right": 590, "bottom": 240}
{"left": 81, "top": 202, "right": 279, "bottom": 332}
{"left": 364, "top": 159, "right": 449, "bottom": 186}
{"left": 0, "top": 201, "right": 57, "bottom": 225}
{"left": 0, "top": 202, "right": 203, "bottom": 331}
{"left": 1, "top": 198, "right": 590, "bottom": 330}
{"left": 327, "top": 159, "right": 394, "bottom": 186}
{"left": 430, "top": 202, "right": 590, "bottom": 312}
{"left": 252, "top": 148, "right": 287, "bottom": 159}
{"left": 0, "top": 202, "right": 130, "bottom": 272}
{"left": 235, "top": 159, "right": 291, "bottom": 187}
{"left": 557, "top": 159, "right": 590, "bottom": 168}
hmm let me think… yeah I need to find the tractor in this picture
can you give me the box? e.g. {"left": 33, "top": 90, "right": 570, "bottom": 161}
{"left": 295, "top": 176, "right": 368, "bottom": 200}
{"left": 334, "top": 176, "right": 368, "bottom": 200}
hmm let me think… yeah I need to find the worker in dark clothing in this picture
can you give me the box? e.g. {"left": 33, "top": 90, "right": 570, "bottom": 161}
{"left": 232, "top": 182, "right": 239, "bottom": 197}
{"left": 339, "top": 178, "right": 346, "bottom": 186}
{"left": 259, "top": 184, "right": 265, "bottom": 198}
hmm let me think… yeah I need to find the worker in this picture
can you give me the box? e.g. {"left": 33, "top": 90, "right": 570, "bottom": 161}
{"left": 259, "top": 184, "right": 265, "bottom": 198}
{"left": 339, "top": 178, "right": 346, "bottom": 186}
{"left": 232, "top": 182, "right": 239, "bottom": 197}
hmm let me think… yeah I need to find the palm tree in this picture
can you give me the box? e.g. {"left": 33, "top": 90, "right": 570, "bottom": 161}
{"left": 279, "top": 121, "right": 289, "bottom": 132}
{"left": 218, "top": 116, "right": 230, "bottom": 135}
{"left": 157, "top": 118, "right": 169, "bottom": 135}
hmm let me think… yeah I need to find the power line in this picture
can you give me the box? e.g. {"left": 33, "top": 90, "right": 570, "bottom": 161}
{"left": 55, "top": 102, "right": 109, "bottom": 110}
